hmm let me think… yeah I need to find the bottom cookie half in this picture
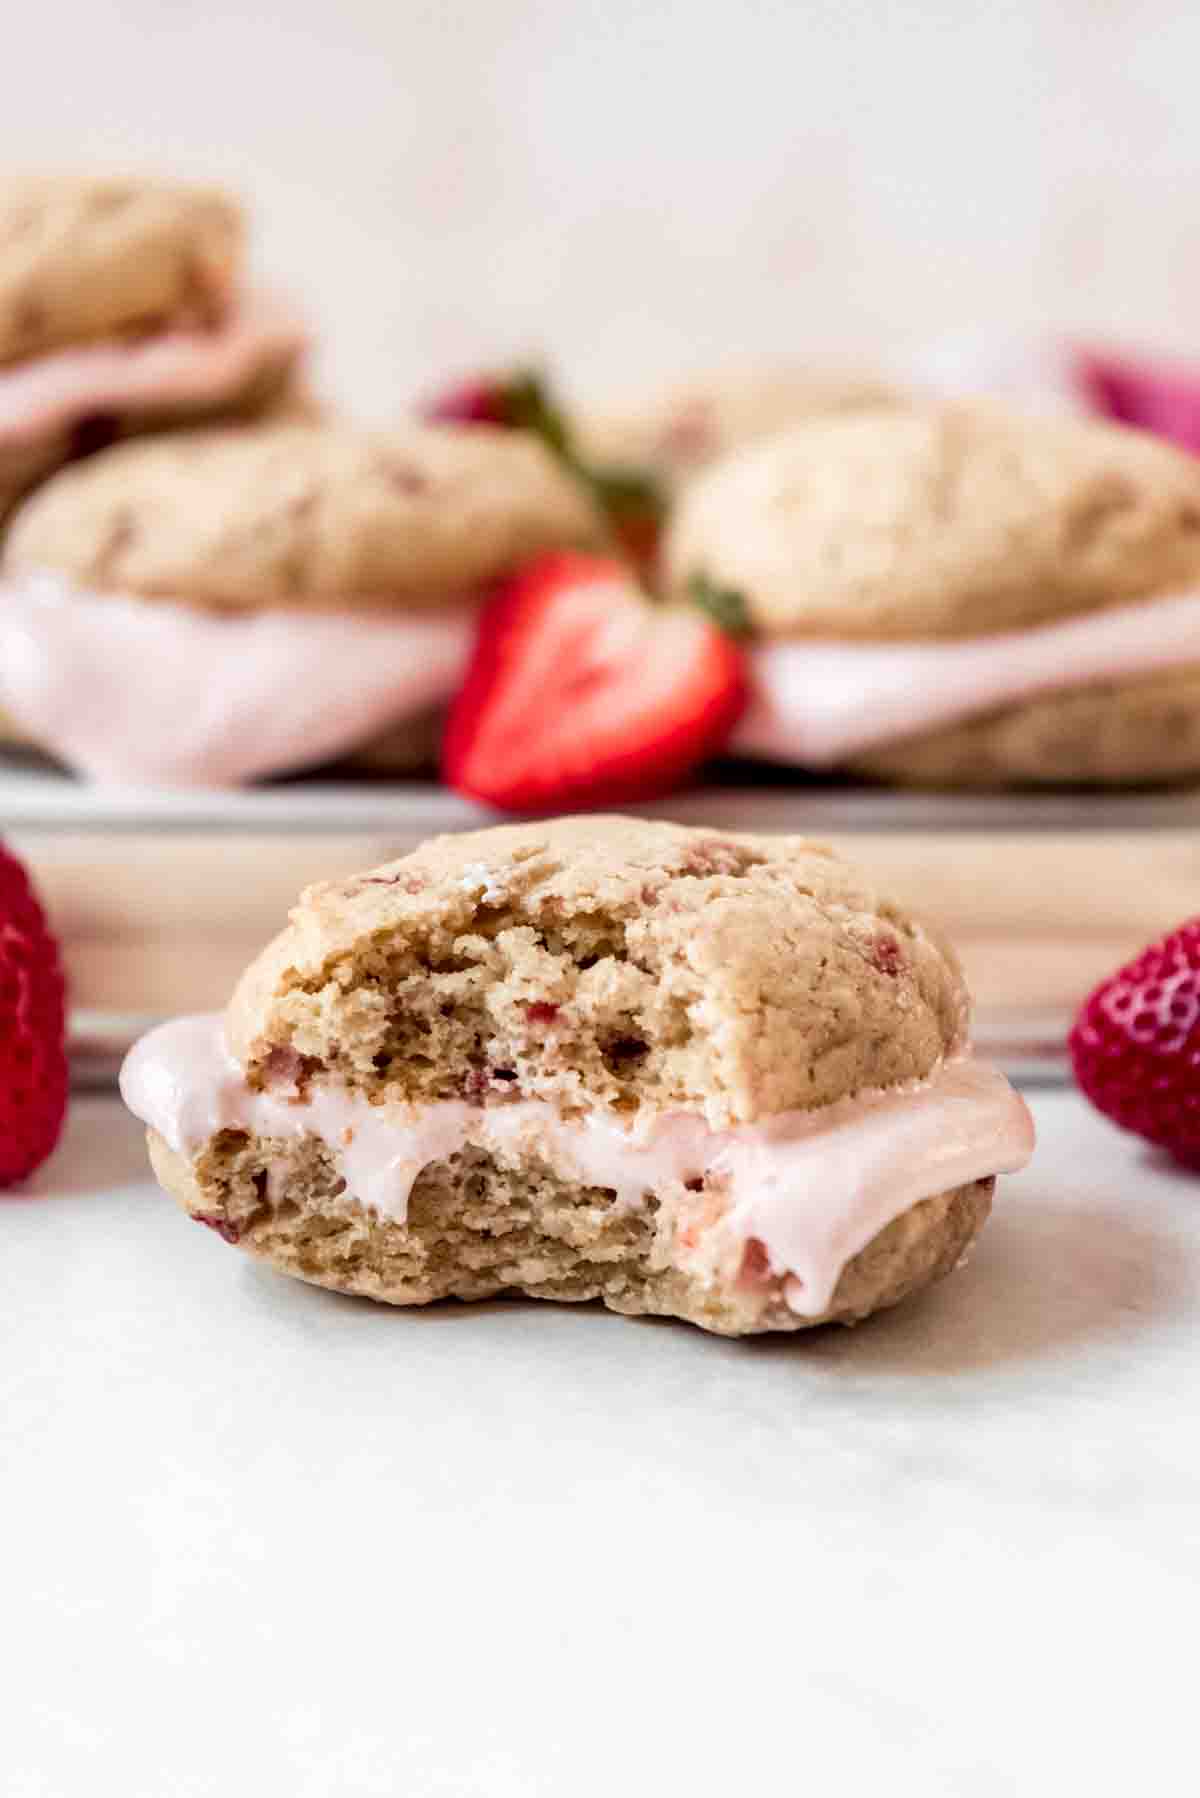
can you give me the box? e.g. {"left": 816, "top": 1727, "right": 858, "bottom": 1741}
{"left": 147, "top": 1126, "right": 993, "bottom": 1337}
{"left": 851, "top": 664, "right": 1200, "bottom": 788}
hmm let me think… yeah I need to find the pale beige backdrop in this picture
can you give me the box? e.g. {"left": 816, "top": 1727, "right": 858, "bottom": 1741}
{"left": 2, "top": 0, "right": 1197, "bottom": 415}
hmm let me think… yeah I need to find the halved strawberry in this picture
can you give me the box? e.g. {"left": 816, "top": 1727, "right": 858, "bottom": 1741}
{"left": 442, "top": 554, "right": 747, "bottom": 813}
{"left": 1078, "top": 348, "right": 1200, "bottom": 454}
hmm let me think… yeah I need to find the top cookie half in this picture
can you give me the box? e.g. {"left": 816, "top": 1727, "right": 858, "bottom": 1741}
{"left": 0, "top": 175, "right": 243, "bottom": 367}
{"left": 3, "top": 422, "right": 606, "bottom": 610}
{"left": 227, "top": 815, "right": 968, "bottom": 1130}
{"left": 665, "top": 402, "right": 1200, "bottom": 638}
{"left": 576, "top": 358, "right": 901, "bottom": 489}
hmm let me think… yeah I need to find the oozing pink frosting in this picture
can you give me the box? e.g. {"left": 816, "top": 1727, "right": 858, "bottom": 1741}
{"left": 734, "top": 587, "right": 1200, "bottom": 767}
{"left": 120, "top": 1014, "right": 1034, "bottom": 1317}
{"left": 0, "top": 572, "right": 475, "bottom": 786}
{"left": 0, "top": 289, "right": 308, "bottom": 446}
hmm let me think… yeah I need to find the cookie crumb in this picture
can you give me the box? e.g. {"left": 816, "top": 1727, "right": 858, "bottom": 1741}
{"left": 459, "top": 863, "right": 508, "bottom": 903}
{"left": 681, "top": 837, "right": 761, "bottom": 878}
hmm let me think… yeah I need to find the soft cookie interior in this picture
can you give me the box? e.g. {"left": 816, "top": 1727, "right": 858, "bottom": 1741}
{"left": 148, "top": 1124, "right": 993, "bottom": 1337}
{"left": 124, "top": 818, "right": 1030, "bottom": 1336}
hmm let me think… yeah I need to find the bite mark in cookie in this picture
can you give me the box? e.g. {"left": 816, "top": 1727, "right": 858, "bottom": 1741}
{"left": 120, "top": 817, "right": 1033, "bottom": 1335}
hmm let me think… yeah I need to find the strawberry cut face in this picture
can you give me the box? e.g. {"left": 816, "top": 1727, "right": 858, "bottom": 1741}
{"left": 443, "top": 553, "right": 746, "bottom": 814}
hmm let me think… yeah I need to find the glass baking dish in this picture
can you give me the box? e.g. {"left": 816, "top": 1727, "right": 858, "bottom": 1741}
{"left": 5, "top": 758, "right": 1198, "bottom": 1087}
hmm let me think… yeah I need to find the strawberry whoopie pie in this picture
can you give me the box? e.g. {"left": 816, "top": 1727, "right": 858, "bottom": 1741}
{"left": 0, "top": 174, "right": 311, "bottom": 529}
{"left": 0, "top": 422, "right": 604, "bottom": 785}
{"left": 665, "top": 401, "right": 1200, "bottom": 788}
{"left": 121, "top": 815, "right": 1033, "bottom": 1335}
{"left": 574, "top": 359, "right": 902, "bottom": 497}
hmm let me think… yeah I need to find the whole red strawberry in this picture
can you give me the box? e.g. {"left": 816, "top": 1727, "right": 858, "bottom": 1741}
{"left": 0, "top": 842, "right": 68, "bottom": 1186}
{"left": 1069, "top": 918, "right": 1200, "bottom": 1168}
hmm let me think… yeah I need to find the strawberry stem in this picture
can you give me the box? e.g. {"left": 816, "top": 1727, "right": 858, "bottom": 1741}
{"left": 502, "top": 370, "right": 668, "bottom": 562}
{"left": 500, "top": 370, "right": 573, "bottom": 460}
{"left": 685, "top": 572, "right": 752, "bottom": 639}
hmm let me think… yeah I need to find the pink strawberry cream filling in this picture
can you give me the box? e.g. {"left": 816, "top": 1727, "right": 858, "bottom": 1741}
{"left": 0, "top": 290, "right": 308, "bottom": 446}
{"left": 120, "top": 1014, "right": 1035, "bottom": 1317}
{"left": 0, "top": 572, "right": 476, "bottom": 786}
{"left": 734, "top": 588, "right": 1200, "bottom": 768}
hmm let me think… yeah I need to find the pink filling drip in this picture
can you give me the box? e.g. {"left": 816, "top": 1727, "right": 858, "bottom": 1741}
{"left": 120, "top": 1015, "right": 1034, "bottom": 1318}
{"left": 0, "top": 289, "right": 308, "bottom": 446}
{"left": 0, "top": 572, "right": 475, "bottom": 786}
{"left": 734, "top": 587, "right": 1200, "bottom": 767}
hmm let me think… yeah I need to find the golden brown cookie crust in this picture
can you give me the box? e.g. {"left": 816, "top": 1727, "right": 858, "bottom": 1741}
{"left": 227, "top": 815, "right": 968, "bottom": 1129}
{"left": 0, "top": 432, "right": 64, "bottom": 529}
{"left": 0, "top": 175, "right": 242, "bottom": 366}
{"left": 666, "top": 402, "right": 1200, "bottom": 638}
{"left": 3, "top": 422, "right": 605, "bottom": 610}
{"left": 850, "top": 663, "right": 1200, "bottom": 788}
{"left": 576, "top": 359, "right": 901, "bottom": 489}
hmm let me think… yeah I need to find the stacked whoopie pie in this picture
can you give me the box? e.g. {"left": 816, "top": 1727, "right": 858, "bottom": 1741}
{"left": 0, "top": 174, "right": 310, "bottom": 524}
{"left": 0, "top": 422, "right": 603, "bottom": 783}
{"left": 574, "top": 358, "right": 902, "bottom": 494}
{"left": 665, "top": 401, "right": 1200, "bottom": 788}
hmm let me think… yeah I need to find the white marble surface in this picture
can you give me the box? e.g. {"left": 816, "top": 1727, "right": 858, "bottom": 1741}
{"left": 3, "top": 1089, "right": 1197, "bottom": 1795}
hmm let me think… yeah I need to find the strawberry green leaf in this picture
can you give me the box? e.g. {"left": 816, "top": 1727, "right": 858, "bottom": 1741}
{"left": 685, "top": 572, "right": 753, "bottom": 640}
{"left": 584, "top": 463, "right": 667, "bottom": 526}
{"left": 500, "top": 370, "right": 573, "bottom": 461}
